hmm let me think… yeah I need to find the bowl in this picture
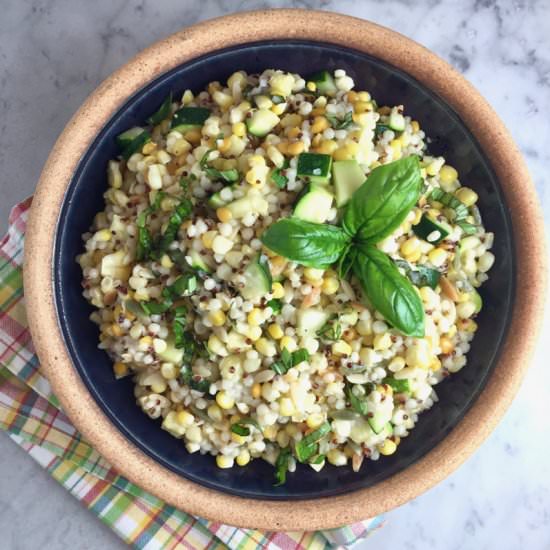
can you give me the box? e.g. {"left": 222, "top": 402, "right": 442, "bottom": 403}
{"left": 24, "top": 10, "right": 545, "bottom": 530}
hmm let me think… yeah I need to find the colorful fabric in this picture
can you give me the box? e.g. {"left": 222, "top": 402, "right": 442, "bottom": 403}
{"left": 0, "top": 198, "right": 384, "bottom": 549}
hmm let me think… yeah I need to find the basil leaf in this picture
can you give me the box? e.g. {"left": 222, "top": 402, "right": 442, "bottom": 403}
{"left": 346, "top": 385, "right": 368, "bottom": 416}
{"left": 295, "top": 421, "right": 331, "bottom": 463}
{"left": 394, "top": 259, "right": 440, "bottom": 290}
{"left": 274, "top": 447, "right": 291, "bottom": 486}
{"left": 326, "top": 111, "right": 354, "bottom": 130}
{"left": 140, "top": 299, "right": 172, "bottom": 315}
{"left": 200, "top": 149, "right": 240, "bottom": 183}
{"left": 230, "top": 423, "right": 250, "bottom": 437}
{"left": 162, "top": 274, "right": 197, "bottom": 299}
{"left": 266, "top": 298, "right": 282, "bottom": 314}
{"left": 317, "top": 315, "right": 342, "bottom": 341}
{"left": 383, "top": 377, "right": 411, "bottom": 393}
{"left": 261, "top": 218, "right": 351, "bottom": 269}
{"left": 270, "top": 167, "right": 289, "bottom": 189}
{"left": 343, "top": 156, "right": 422, "bottom": 243}
{"left": 353, "top": 245, "right": 425, "bottom": 337}
{"left": 147, "top": 92, "right": 173, "bottom": 125}
{"left": 156, "top": 198, "right": 193, "bottom": 254}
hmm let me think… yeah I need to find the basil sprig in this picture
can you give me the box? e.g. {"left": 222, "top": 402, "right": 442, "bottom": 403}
{"left": 394, "top": 259, "right": 440, "bottom": 290}
{"left": 261, "top": 156, "right": 425, "bottom": 336}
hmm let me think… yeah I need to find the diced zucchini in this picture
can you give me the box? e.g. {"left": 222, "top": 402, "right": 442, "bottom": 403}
{"left": 116, "top": 127, "right": 151, "bottom": 160}
{"left": 296, "top": 308, "right": 330, "bottom": 337}
{"left": 246, "top": 109, "right": 280, "bottom": 137}
{"left": 332, "top": 160, "right": 366, "bottom": 206}
{"left": 383, "top": 377, "right": 411, "bottom": 394}
{"left": 413, "top": 214, "right": 451, "bottom": 244}
{"left": 388, "top": 112, "right": 405, "bottom": 132}
{"left": 171, "top": 107, "right": 210, "bottom": 132}
{"left": 308, "top": 70, "right": 337, "bottom": 96}
{"left": 116, "top": 126, "right": 145, "bottom": 148}
{"left": 240, "top": 254, "right": 272, "bottom": 300}
{"left": 157, "top": 338, "right": 184, "bottom": 364}
{"left": 296, "top": 153, "right": 332, "bottom": 184}
{"left": 293, "top": 183, "right": 334, "bottom": 223}
{"left": 367, "top": 409, "right": 392, "bottom": 435}
{"left": 188, "top": 249, "right": 212, "bottom": 273}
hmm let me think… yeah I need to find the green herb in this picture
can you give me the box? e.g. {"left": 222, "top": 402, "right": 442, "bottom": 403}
{"left": 393, "top": 259, "right": 440, "bottom": 289}
{"left": 294, "top": 422, "right": 331, "bottom": 463}
{"left": 230, "top": 424, "right": 250, "bottom": 437}
{"left": 274, "top": 447, "right": 291, "bottom": 486}
{"left": 261, "top": 218, "right": 351, "bottom": 269}
{"left": 156, "top": 198, "right": 193, "bottom": 254}
{"left": 140, "top": 299, "right": 172, "bottom": 315}
{"left": 271, "top": 347, "right": 310, "bottom": 375}
{"left": 374, "top": 123, "right": 391, "bottom": 135}
{"left": 266, "top": 299, "right": 282, "bottom": 314}
{"left": 147, "top": 92, "right": 173, "bottom": 125}
{"left": 382, "top": 377, "right": 411, "bottom": 393}
{"left": 326, "top": 111, "right": 354, "bottom": 130}
{"left": 310, "top": 454, "right": 326, "bottom": 465}
{"left": 162, "top": 274, "right": 197, "bottom": 300}
{"left": 200, "top": 149, "right": 240, "bottom": 183}
{"left": 180, "top": 365, "right": 210, "bottom": 393}
{"left": 270, "top": 167, "right": 289, "bottom": 189}
{"left": 346, "top": 385, "right": 369, "bottom": 416}
{"left": 428, "top": 188, "right": 478, "bottom": 235}
{"left": 120, "top": 129, "right": 151, "bottom": 160}
{"left": 317, "top": 315, "right": 342, "bottom": 341}
{"left": 135, "top": 192, "right": 165, "bottom": 261}
{"left": 343, "top": 155, "right": 423, "bottom": 243}
{"left": 353, "top": 245, "right": 425, "bottom": 337}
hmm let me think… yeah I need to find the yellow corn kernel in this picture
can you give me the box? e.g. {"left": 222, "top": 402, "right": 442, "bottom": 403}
{"left": 95, "top": 229, "right": 112, "bottom": 242}
{"left": 455, "top": 187, "right": 478, "bottom": 207}
{"left": 287, "top": 141, "right": 305, "bottom": 156}
{"left": 217, "top": 136, "right": 233, "bottom": 153}
{"left": 216, "top": 391, "right": 235, "bottom": 410}
{"left": 285, "top": 424, "right": 299, "bottom": 437}
{"left": 216, "top": 455, "right": 234, "bottom": 469}
{"left": 232, "top": 121, "right": 246, "bottom": 137}
{"left": 139, "top": 336, "right": 153, "bottom": 347}
{"left": 203, "top": 230, "right": 219, "bottom": 249}
{"left": 279, "top": 397, "right": 295, "bottom": 417}
{"left": 183, "top": 128, "right": 201, "bottom": 144}
{"left": 207, "top": 404, "right": 223, "bottom": 423}
{"left": 271, "top": 103, "right": 286, "bottom": 116}
{"left": 426, "top": 160, "right": 441, "bottom": 177}
{"left": 216, "top": 207, "right": 233, "bottom": 223}
{"left": 411, "top": 208, "right": 423, "bottom": 225}
{"left": 306, "top": 81, "right": 317, "bottom": 92}
{"left": 255, "top": 337, "right": 275, "bottom": 356}
{"left": 327, "top": 449, "right": 347, "bottom": 466}
{"left": 400, "top": 237, "right": 421, "bottom": 257}
{"left": 321, "top": 276, "right": 339, "bottom": 295}
{"left": 263, "top": 425, "right": 279, "bottom": 440}
{"left": 461, "top": 319, "right": 478, "bottom": 333}
{"left": 373, "top": 333, "right": 392, "bottom": 351}
{"left": 439, "top": 336, "right": 454, "bottom": 354}
{"left": 110, "top": 323, "right": 123, "bottom": 337}
{"left": 251, "top": 383, "right": 262, "bottom": 399}
{"left": 113, "top": 362, "right": 128, "bottom": 377}
{"left": 268, "top": 323, "right": 284, "bottom": 340}
{"left": 347, "top": 90, "right": 358, "bottom": 102}
{"left": 333, "top": 142, "right": 359, "bottom": 161}
{"left": 411, "top": 120, "right": 420, "bottom": 133}
{"left": 332, "top": 340, "right": 352, "bottom": 356}
{"left": 181, "top": 89, "right": 194, "bottom": 104}
{"left": 430, "top": 357, "right": 442, "bottom": 371}
{"left": 306, "top": 413, "right": 325, "bottom": 430}
{"left": 276, "top": 141, "right": 289, "bottom": 154}
{"left": 304, "top": 267, "right": 324, "bottom": 282}
{"left": 280, "top": 113, "right": 303, "bottom": 128}
{"left": 357, "top": 91, "right": 371, "bottom": 102}
{"left": 280, "top": 336, "right": 297, "bottom": 352}
{"left": 315, "top": 139, "right": 338, "bottom": 155}
{"left": 246, "top": 326, "right": 262, "bottom": 342}
{"left": 390, "top": 139, "right": 402, "bottom": 159}
{"left": 354, "top": 101, "right": 372, "bottom": 114}
{"left": 310, "top": 107, "right": 326, "bottom": 116}
{"left": 311, "top": 116, "right": 330, "bottom": 134}
{"left": 227, "top": 71, "right": 246, "bottom": 89}
{"left": 236, "top": 450, "right": 251, "bottom": 466}
{"left": 209, "top": 310, "right": 226, "bottom": 327}
{"left": 247, "top": 308, "right": 263, "bottom": 326}
{"left": 428, "top": 248, "right": 448, "bottom": 267}
{"left": 439, "top": 164, "right": 458, "bottom": 185}
{"left": 151, "top": 380, "right": 167, "bottom": 394}
{"left": 277, "top": 431, "right": 290, "bottom": 448}
{"left": 271, "top": 281, "right": 285, "bottom": 299}
{"left": 287, "top": 126, "right": 301, "bottom": 139}
{"left": 311, "top": 134, "right": 322, "bottom": 147}
{"left": 231, "top": 432, "right": 247, "bottom": 444}
{"left": 378, "top": 439, "right": 397, "bottom": 456}
{"left": 177, "top": 410, "right": 194, "bottom": 426}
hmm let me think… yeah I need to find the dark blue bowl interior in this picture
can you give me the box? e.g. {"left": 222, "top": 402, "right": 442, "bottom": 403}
{"left": 54, "top": 40, "right": 515, "bottom": 499}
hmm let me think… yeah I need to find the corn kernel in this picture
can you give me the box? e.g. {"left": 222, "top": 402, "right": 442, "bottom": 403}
{"left": 95, "top": 229, "right": 112, "bottom": 242}
{"left": 400, "top": 237, "right": 421, "bottom": 257}
{"left": 160, "top": 363, "right": 177, "bottom": 380}
{"left": 321, "top": 276, "right": 340, "bottom": 295}
{"left": 251, "top": 383, "right": 262, "bottom": 399}
{"left": 357, "top": 91, "right": 371, "bottom": 102}
{"left": 306, "top": 413, "right": 325, "bottom": 430}
{"left": 207, "top": 404, "right": 223, "bottom": 422}
{"left": 271, "top": 103, "right": 286, "bottom": 116}
{"left": 311, "top": 116, "right": 330, "bottom": 134}
{"left": 304, "top": 267, "right": 324, "bottom": 282}
{"left": 177, "top": 410, "right": 194, "bottom": 426}
{"left": 287, "top": 141, "right": 305, "bottom": 156}
{"left": 332, "top": 340, "right": 352, "bottom": 356}
{"left": 110, "top": 323, "right": 123, "bottom": 337}
{"left": 354, "top": 101, "right": 372, "bottom": 113}
{"left": 216, "top": 207, "right": 233, "bottom": 223}
{"left": 347, "top": 90, "right": 358, "bottom": 102}
{"left": 236, "top": 450, "right": 251, "bottom": 466}
{"left": 373, "top": 333, "right": 392, "bottom": 351}
{"left": 246, "top": 326, "right": 262, "bottom": 342}
{"left": 315, "top": 139, "right": 338, "bottom": 155}
{"left": 231, "top": 121, "right": 246, "bottom": 137}
{"left": 247, "top": 308, "right": 263, "bottom": 326}
{"left": 277, "top": 431, "right": 290, "bottom": 448}
{"left": 327, "top": 449, "right": 347, "bottom": 466}
{"left": 231, "top": 432, "right": 247, "bottom": 444}
{"left": 216, "top": 391, "right": 235, "bottom": 410}
{"left": 430, "top": 357, "right": 442, "bottom": 371}
{"left": 285, "top": 424, "right": 299, "bottom": 437}
{"left": 280, "top": 336, "right": 297, "bottom": 352}
{"left": 271, "top": 282, "right": 285, "bottom": 299}
{"left": 113, "top": 362, "right": 128, "bottom": 377}
{"left": 216, "top": 455, "right": 234, "bottom": 469}
{"left": 280, "top": 113, "right": 303, "bottom": 128}
{"left": 263, "top": 425, "right": 279, "bottom": 439}
{"left": 426, "top": 160, "right": 441, "bottom": 177}
{"left": 428, "top": 247, "right": 448, "bottom": 267}
{"left": 255, "top": 337, "right": 276, "bottom": 357}
{"left": 378, "top": 439, "right": 397, "bottom": 456}
{"left": 183, "top": 128, "right": 201, "bottom": 144}
{"left": 139, "top": 335, "right": 153, "bottom": 347}
{"left": 209, "top": 310, "right": 226, "bottom": 327}
{"left": 201, "top": 230, "right": 217, "bottom": 249}
{"left": 279, "top": 397, "right": 295, "bottom": 416}
{"left": 455, "top": 187, "right": 478, "bottom": 207}
{"left": 333, "top": 142, "right": 359, "bottom": 161}
{"left": 439, "top": 164, "right": 458, "bottom": 185}
{"left": 287, "top": 127, "right": 301, "bottom": 139}
{"left": 411, "top": 120, "right": 420, "bottom": 133}
{"left": 268, "top": 323, "right": 284, "bottom": 340}
{"left": 153, "top": 338, "right": 167, "bottom": 354}
{"left": 276, "top": 141, "right": 289, "bottom": 154}
{"left": 390, "top": 139, "right": 402, "bottom": 159}
{"left": 306, "top": 81, "right": 317, "bottom": 92}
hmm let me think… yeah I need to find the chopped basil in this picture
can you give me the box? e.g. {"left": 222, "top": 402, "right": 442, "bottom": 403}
{"left": 270, "top": 167, "right": 289, "bottom": 189}
{"left": 200, "top": 149, "right": 240, "bottom": 183}
{"left": 316, "top": 315, "right": 342, "bottom": 341}
{"left": 326, "top": 110, "right": 354, "bottom": 130}
{"left": 428, "top": 188, "right": 478, "bottom": 234}
{"left": 274, "top": 447, "right": 291, "bottom": 486}
{"left": 271, "top": 347, "right": 310, "bottom": 375}
{"left": 383, "top": 377, "right": 411, "bottom": 393}
{"left": 346, "top": 384, "right": 368, "bottom": 416}
{"left": 266, "top": 298, "right": 282, "bottom": 314}
{"left": 156, "top": 198, "right": 193, "bottom": 254}
{"left": 295, "top": 422, "right": 331, "bottom": 463}
{"left": 393, "top": 259, "right": 440, "bottom": 290}
{"left": 230, "top": 423, "right": 250, "bottom": 437}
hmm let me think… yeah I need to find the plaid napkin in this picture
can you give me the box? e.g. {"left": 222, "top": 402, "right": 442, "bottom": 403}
{"left": 0, "top": 198, "right": 384, "bottom": 549}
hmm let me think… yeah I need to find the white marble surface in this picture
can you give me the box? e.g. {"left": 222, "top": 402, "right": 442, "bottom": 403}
{"left": 1, "top": 1, "right": 549, "bottom": 548}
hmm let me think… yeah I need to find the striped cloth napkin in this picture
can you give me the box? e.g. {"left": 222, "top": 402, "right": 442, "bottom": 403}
{"left": 0, "top": 198, "right": 384, "bottom": 550}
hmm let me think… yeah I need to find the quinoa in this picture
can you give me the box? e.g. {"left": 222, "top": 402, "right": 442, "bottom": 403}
{"left": 77, "top": 68, "right": 494, "bottom": 475}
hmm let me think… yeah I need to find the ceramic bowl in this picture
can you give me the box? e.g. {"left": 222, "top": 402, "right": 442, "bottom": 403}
{"left": 24, "top": 10, "right": 545, "bottom": 530}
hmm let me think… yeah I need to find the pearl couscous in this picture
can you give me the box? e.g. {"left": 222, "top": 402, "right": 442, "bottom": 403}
{"left": 78, "top": 68, "right": 494, "bottom": 483}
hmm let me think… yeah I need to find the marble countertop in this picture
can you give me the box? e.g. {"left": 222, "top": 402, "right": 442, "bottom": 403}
{"left": 1, "top": 1, "right": 549, "bottom": 548}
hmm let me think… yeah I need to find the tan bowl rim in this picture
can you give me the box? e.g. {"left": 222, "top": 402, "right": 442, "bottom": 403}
{"left": 24, "top": 9, "right": 546, "bottom": 531}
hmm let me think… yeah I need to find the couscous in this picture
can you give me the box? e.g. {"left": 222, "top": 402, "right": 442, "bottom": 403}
{"left": 78, "top": 68, "right": 494, "bottom": 483}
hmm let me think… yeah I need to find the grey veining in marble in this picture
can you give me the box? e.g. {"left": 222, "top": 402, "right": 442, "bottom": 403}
{"left": 1, "top": 1, "right": 549, "bottom": 549}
